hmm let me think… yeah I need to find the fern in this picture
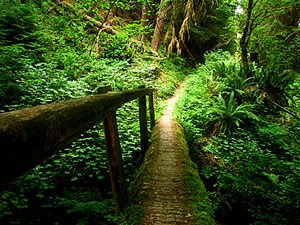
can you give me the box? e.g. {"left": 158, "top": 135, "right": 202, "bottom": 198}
{"left": 205, "top": 91, "right": 259, "bottom": 136}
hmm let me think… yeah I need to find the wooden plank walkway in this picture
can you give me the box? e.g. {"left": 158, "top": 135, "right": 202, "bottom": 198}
{"left": 141, "top": 91, "right": 191, "bottom": 224}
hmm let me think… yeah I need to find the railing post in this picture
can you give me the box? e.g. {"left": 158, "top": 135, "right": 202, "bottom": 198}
{"left": 149, "top": 92, "right": 155, "bottom": 130}
{"left": 101, "top": 86, "right": 126, "bottom": 214}
{"left": 138, "top": 85, "right": 149, "bottom": 156}
{"left": 103, "top": 111, "right": 127, "bottom": 214}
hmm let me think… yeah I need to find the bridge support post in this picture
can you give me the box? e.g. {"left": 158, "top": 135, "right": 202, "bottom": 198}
{"left": 149, "top": 92, "right": 155, "bottom": 129}
{"left": 139, "top": 85, "right": 149, "bottom": 156}
{"left": 103, "top": 111, "right": 127, "bottom": 214}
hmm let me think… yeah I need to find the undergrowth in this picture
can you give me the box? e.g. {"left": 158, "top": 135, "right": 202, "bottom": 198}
{"left": 175, "top": 50, "right": 300, "bottom": 225}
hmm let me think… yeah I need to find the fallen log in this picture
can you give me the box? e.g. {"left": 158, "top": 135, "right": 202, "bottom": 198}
{"left": 53, "top": 0, "right": 118, "bottom": 35}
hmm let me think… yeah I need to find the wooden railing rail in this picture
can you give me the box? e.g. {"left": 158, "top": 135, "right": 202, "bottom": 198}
{"left": 0, "top": 86, "right": 155, "bottom": 213}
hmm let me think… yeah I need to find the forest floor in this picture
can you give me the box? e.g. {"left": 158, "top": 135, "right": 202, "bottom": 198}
{"left": 139, "top": 84, "right": 192, "bottom": 224}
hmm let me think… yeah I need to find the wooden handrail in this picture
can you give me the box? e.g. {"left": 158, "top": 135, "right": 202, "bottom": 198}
{"left": 0, "top": 87, "right": 155, "bottom": 213}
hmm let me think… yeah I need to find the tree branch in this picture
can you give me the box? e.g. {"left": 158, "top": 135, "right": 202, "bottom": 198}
{"left": 267, "top": 99, "right": 300, "bottom": 120}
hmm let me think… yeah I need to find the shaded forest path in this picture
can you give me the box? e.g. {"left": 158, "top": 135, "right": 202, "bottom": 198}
{"left": 128, "top": 83, "right": 202, "bottom": 224}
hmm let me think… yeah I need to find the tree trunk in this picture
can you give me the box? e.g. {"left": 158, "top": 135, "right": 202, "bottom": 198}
{"left": 139, "top": 3, "right": 149, "bottom": 41}
{"left": 240, "top": 0, "right": 253, "bottom": 69}
{"left": 151, "top": 0, "right": 169, "bottom": 53}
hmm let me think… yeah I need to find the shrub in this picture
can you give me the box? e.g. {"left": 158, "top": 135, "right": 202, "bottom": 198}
{"left": 201, "top": 131, "right": 300, "bottom": 225}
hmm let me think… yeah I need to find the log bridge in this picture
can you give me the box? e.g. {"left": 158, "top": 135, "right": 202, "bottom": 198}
{"left": 0, "top": 86, "right": 155, "bottom": 214}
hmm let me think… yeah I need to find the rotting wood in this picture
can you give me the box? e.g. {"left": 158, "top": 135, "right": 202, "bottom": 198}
{"left": 0, "top": 88, "right": 154, "bottom": 187}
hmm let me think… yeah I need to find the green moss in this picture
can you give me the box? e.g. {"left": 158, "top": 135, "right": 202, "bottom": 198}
{"left": 175, "top": 123, "right": 216, "bottom": 225}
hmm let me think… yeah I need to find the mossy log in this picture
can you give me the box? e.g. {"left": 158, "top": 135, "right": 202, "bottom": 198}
{"left": 0, "top": 88, "right": 154, "bottom": 187}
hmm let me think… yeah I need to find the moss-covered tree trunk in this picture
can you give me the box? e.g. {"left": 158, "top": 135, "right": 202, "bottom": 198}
{"left": 151, "top": 0, "right": 170, "bottom": 53}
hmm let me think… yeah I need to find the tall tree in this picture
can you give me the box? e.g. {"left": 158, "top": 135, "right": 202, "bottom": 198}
{"left": 139, "top": 3, "right": 149, "bottom": 41}
{"left": 238, "top": 0, "right": 269, "bottom": 69}
{"left": 239, "top": 0, "right": 253, "bottom": 69}
{"left": 151, "top": 0, "right": 170, "bottom": 53}
{"left": 237, "top": 0, "right": 299, "bottom": 73}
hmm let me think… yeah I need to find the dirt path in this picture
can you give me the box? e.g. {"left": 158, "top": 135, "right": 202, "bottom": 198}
{"left": 141, "top": 85, "right": 191, "bottom": 224}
